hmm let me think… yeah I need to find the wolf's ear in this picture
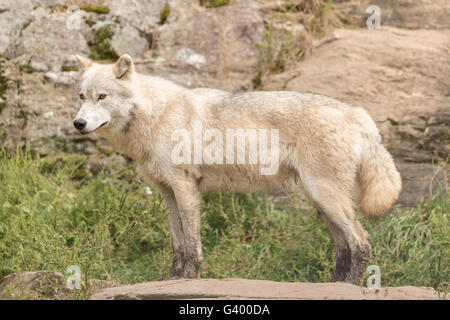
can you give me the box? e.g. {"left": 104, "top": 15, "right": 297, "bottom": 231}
{"left": 113, "top": 54, "right": 135, "bottom": 80}
{"left": 74, "top": 55, "right": 93, "bottom": 72}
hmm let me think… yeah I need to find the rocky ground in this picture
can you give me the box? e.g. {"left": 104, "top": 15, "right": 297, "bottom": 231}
{"left": 0, "top": 271, "right": 445, "bottom": 299}
{"left": 0, "top": 0, "right": 448, "bottom": 299}
{"left": 89, "top": 278, "right": 445, "bottom": 300}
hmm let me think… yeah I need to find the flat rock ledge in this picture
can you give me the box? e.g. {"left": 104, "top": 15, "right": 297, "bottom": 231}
{"left": 90, "top": 278, "right": 444, "bottom": 300}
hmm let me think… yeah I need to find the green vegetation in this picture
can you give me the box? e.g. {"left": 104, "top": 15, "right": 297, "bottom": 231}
{"left": 251, "top": 71, "right": 262, "bottom": 89}
{"left": 160, "top": 2, "right": 171, "bottom": 25}
{"left": 19, "top": 63, "right": 39, "bottom": 74}
{"left": 254, "top": 0, "right": 340, "bottom": 86}
{"left": 0, "top": 60, "right": 7, "bottom": 112}
{"left": 80, "top": 6, "right": 110, "bottom": 14}
{"left": 83, "top": 17, "right": 96, "bottom": 28}
{"left": 199, "top": 0, "right": 230, "bottom": 8}
{"left": 273, "top": 0, "right": 324, "bottom": 13}
{"left": 0, "top": 150, "right": 448, "bottom": 299}
{"left": 87, "top": 26, "right": 119, "bottom": 62}
{"left": 258, "top": 21, "right": 312, "bottom": 74}
{"left": 61, "top": 66, "right": 79, "bottom": 72}
{"left": 273, "top": 0, "right": 340, "bottom": 37}
{"left": 305, "top": 0, "right": 337, "bottom": 37}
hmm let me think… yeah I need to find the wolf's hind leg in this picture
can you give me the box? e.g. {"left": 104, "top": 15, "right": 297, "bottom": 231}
{"left": 317, "top": 202, "right": 370, "bottom": 285}
{"left": 317, "top": 210, "right": 351, "bottom": 282}
{"left": 301, "top": 175, "right": 371, "bottom": 285}
{"left": 159, "top": 185, "right": 186, "bottom": 278}
{"left": 320, "top": 206, "right": 370, "bottom": 285}
{"left": 345, "top": 216, "right": 371, "bottom": 285}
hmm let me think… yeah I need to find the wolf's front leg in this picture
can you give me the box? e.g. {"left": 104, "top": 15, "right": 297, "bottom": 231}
{"left": 171, "top": 178, "right": 203, "bottom": 278}
{"left": 158, "top": 185, "right": 186, "bottom": 278}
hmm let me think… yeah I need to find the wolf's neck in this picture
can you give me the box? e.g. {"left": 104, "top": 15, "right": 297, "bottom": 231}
{"left": 103, "top": 105, "right": 154, "bottom": 163}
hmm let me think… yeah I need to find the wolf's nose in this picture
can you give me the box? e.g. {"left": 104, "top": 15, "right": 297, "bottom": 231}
{"left": 73, "top": 119, "right": 87, "bottom": 130}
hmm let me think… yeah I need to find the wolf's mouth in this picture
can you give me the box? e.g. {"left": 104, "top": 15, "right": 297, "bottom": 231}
{"left": 80, "top": 121, "right": 109, "bottom": 135}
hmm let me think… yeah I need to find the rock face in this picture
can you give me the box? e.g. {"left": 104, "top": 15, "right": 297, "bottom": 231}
{"left": 262, "top": 26, "right": 450, "bottom": 206}
{"left": 0, "top": 0, "right": 448, "bottom": 205}
{"left": 337, "top": 0, "right": 450, "bottom": 30}
{"left": 90, "top": 278, "right": 445, "bottom": 300}
{"left": 0, "top": 0, "right": 266, "bottom": 155}
{"left": 154, "top": 1, "right": 264, "bottom": 90}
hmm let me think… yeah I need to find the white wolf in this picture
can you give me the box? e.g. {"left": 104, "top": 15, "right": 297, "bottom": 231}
{"left": 73, "top": 54, "right": 401, "bottom": 284}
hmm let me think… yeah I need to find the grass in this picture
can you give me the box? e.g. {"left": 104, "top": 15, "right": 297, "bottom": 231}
{"left": 272, "top": 0, "right": 339, "bottom": 36}
{"left": 0, "top": 149, "right": 448, "bottom": 299}
{"left": 160, "top": 2, "right": 171, "bottom": 25}
{"left": 199, "top": 0, "right": 230, "bottom": 8}
{"left": 0, "top": 60, "right": 7, "bottom": 113}
{"left": 79, "top": 6, "right": 110, "bottom": 14}
{"left": 19, "top": 63, "right": 39, "bottom": 74}
{"left": 255, "top": 0, "right": 339, "bottom": 80}
{"left": 257, "top": 21, "right": 312, "bottom": 74}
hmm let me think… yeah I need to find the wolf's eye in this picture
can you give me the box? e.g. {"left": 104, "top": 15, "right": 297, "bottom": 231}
{"left": 79, "top": 94, "right": 84, "bottom": 100}
{"left": 98, "top": 94, "right": 107, "bottom": 100}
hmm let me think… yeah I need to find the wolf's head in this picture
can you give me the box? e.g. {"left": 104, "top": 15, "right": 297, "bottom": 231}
{"left": 73, "top": 54, "right": 138, "bottom": 136}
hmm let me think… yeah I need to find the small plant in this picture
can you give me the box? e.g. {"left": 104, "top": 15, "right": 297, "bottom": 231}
{"left": 80, "top": 6, "right": 110, "bottom": 14}
{"left": 272, "top": 0, "right": 339, "bottom": 37}
{"left": 19, "top": 63, "right": 39, "bottom": 74}
{"left": 61, "top": 66, "right": 79, "bottom": 72}
{"left": 87, "top": 26, "right": 119, "bottom": 62}
{"left": 83, "top": 17, "right": 96, "bottom": 27}
{"left": 0, "top": 60, "right": 7, "bottom": 112}
{"left": 251, "top": 71, "right": 262, "bottom": 89}
{"left": 258, "top": 21, "right": 312, "bottom": 74}
{"left": 306, "top": 0, "right": 337, "bottom": 37}
{"left": 160, "top": 2, "right": 171, "bottom": 25}
{"left": 199, "top": 0, "right": 230, "bottom": 8}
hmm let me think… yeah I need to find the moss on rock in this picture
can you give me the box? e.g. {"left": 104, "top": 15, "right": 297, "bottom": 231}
{"left": 199, "top": 0, "right": 230, "bottom": 8}
{"left": 87, "top": 26, "right": 119, "bottom": 62}
{"left": 80, "top": 6, "right": 110, "bottom": 14}
{"left": 160, "top": 2, "right": 171, "bottom": 25}
{"left": 0, "top": 61, "right": 7, "bottom": 113}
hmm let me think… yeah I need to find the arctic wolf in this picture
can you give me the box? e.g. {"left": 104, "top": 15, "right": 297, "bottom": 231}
{"left": 73, "top": 54, "right": 401, "bottom": 284}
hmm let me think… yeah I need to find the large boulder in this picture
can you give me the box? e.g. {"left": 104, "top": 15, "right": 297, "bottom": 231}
{"left": 146, "top": 0, "right": 264, "bottom": 91}
{"left": 90, "top": 278, "right": 444, "bottom": 300}
{"left": 14, "top": 8, "right": 91, "bottom": 72}
{"left": 0, "top": 0, "right": 34, "bottom": 58}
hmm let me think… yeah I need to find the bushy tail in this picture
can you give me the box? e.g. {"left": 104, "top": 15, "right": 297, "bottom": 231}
{"left": 359, "top": 142, "right": 402, "bottom": 217}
